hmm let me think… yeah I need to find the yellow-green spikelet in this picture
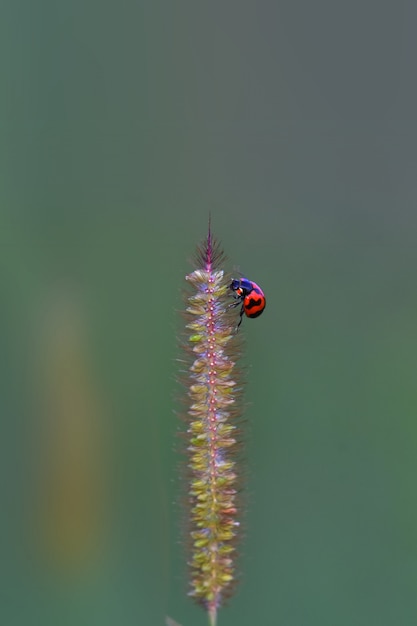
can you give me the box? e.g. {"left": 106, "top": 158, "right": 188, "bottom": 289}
{"left": 182, "top": 230, "right": 244, "bottom": 625}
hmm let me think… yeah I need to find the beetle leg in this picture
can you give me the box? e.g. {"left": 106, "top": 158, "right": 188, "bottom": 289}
{"left": 236, "top": 305, "right": 245, "bottom": 329}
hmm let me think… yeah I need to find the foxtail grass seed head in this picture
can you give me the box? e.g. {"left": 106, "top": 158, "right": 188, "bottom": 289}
{"left": 179, "top": 222, "right": 246, "bottom": 626}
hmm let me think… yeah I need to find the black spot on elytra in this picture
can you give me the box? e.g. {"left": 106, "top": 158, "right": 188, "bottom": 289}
{"left": 245, "top": 296, "right": 265, "bottom": 318}
{"left": 245, "top": 296, "right": 262, "bottom": 310}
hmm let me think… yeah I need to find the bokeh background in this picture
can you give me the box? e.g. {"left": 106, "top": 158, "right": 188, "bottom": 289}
{"left": 2, "top": 1, "right": 417, "bottom": 625}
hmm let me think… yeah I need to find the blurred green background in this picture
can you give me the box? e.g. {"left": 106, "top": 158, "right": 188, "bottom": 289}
{"left": 2, "top": 1, "right": 417, "bottom": 625}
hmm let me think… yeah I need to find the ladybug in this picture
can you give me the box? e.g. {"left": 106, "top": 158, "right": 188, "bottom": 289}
{"left": 230, "top": 277, "right": 266, "bottom": 328}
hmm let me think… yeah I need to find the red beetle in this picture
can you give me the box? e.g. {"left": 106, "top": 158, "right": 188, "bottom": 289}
{"left": 230, "top": 277, "right": 266, "bottom": 328}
